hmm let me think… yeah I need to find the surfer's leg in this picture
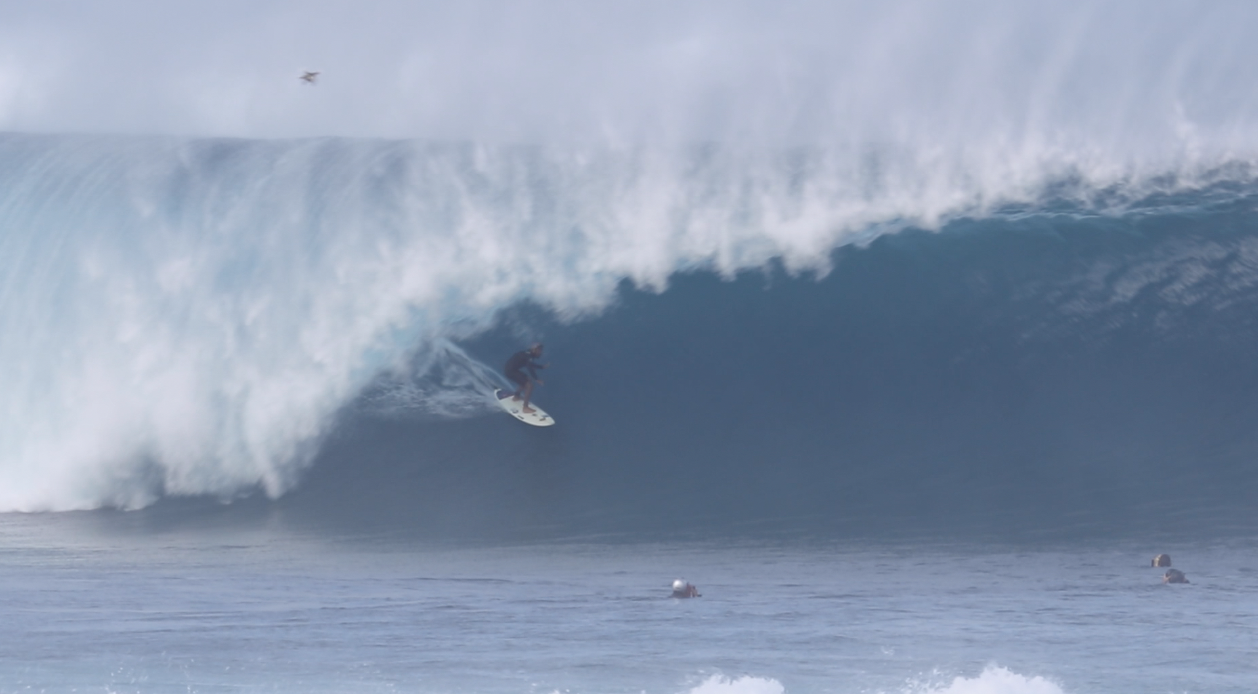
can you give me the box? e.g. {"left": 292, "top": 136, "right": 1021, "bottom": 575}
{"left": 521, "top": 381, "right": 537, "bottom": 413}
{"left": 507, "top": 370, "right": 528, "bottom": 400}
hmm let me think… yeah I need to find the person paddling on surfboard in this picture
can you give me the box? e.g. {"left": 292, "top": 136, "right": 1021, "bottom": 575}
{"left": 503, "top": 343, "right": 547, "bottom": 414}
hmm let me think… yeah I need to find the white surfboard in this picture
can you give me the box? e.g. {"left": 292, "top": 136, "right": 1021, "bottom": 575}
{"left": 494, "top": 389, "right": 555, "bottom": 427}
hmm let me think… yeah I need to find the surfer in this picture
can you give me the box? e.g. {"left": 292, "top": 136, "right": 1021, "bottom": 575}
{"left": 671, "top": 579, "right": 701, "bottom": 598}
{"left": 1163, "top": 568, "right": 1189, "bottom": 584}
{"left": 504, "top": 343, "right": 547, "bottom": 414}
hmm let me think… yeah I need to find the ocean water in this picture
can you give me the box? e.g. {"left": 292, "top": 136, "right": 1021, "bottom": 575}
{"left": 4, "top": 510, "right": 1255, "bottom": 694}
{"left": 6, "top": 2, "right": 1258, "bottom": 691}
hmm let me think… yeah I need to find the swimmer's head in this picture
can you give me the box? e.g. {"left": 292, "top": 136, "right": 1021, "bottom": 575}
{"left": 530, "top": 342, "right": 544, "bottom": 355}
{"left": 672, "top": 579, "right": 687, "bottom": 592}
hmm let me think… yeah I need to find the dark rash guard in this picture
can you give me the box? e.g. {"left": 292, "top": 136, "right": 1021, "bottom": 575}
{"left": 504, "top": 350, "right": 544, "bottom": 386}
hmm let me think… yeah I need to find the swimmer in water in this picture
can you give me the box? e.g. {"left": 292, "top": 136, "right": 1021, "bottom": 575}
{"left": 671, "top": 579, "right": 701, "bottom": 598}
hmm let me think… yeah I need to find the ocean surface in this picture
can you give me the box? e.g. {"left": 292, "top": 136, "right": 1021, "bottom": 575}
{"left": 4, "top": 511, "right": 1256, "bottom": 694}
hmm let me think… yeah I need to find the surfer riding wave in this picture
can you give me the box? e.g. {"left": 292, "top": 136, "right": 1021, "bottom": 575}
{"left": 503, "top": 343, "right": 547, "bottom": 414}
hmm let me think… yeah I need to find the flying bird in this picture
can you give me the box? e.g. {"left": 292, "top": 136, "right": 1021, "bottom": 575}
{"left": 300, "top": 71, "right": 320, "bottom": 85}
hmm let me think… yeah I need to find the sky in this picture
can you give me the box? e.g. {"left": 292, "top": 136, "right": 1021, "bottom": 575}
{"left": 1, "top": 0, "right": 1257, "bottom": 152}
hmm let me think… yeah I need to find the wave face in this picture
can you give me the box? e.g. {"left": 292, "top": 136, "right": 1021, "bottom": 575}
{"left": 3, "top": 130, "right": 1258, "bottom": 540}
{"left": 296, "top": 186, "right": 1258, "bottom": 540}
